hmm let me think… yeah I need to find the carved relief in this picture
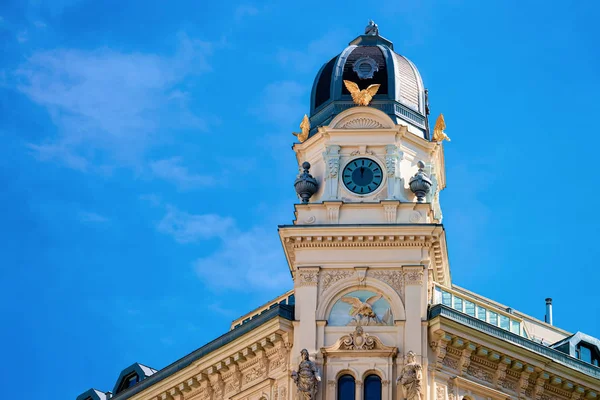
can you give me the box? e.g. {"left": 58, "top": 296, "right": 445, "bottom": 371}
{"left": 383, "top": 203, "right": 398, "bottom": 223}
{"left": 397, "top": 351, "right": 423, "bottom": 400}
{"left": 442, "top": 357, "right": 458, "bottom": 370}
{"left": 436, "top": 385, "right": 446, "bottom": 400}
{"left": 404, "top": 269, "right": 424, "bottom": 285}
{"left": 297, "top": 269, "right": 319, "bottom": 287}
{"left": 340, "top": 325, "right": 376, "bottom": 350}
{"left": 340, "top": 117, "right": 385, "bottom": 129}
{"left": 466, "top": 366, "right": 493, "bottom": 383}
{"left": 370, "top": 270, "right": 404, "bottom": 298}
{"left": 329, "top": 290, "right": 393, "bottom": 326}
{"left": 320, "top": 270, "right": 353, "bottom": 293}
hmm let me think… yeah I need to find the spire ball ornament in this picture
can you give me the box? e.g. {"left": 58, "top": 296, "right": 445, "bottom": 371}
{"left": 409, "top": 161, "right": 432, "bottom": 203}
{"left": 294, "top": 162, "right": 319, "bottom": 204}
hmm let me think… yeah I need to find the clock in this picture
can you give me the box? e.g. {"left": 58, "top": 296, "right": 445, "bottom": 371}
{"left": 342, "top": 157, "right": 383, "bottom": 195}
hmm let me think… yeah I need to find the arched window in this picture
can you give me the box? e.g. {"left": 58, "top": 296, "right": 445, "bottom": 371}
{"left": 337, "top": 374, "right": 355, "bottom": 400}
{"left": 364, "top": 374, "right": 382, "bottom": 400}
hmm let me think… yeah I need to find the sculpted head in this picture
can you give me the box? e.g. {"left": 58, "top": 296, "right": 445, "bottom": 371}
{"left": 301, "top": 349, "right": 309, "bottom": 360}
{"left": 406, "top": 351, "right": 416, "bottom": 363}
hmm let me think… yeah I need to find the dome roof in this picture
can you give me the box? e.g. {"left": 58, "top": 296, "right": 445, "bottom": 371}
{"left": 309, "top": 23, "right": 429, "bottom": 139}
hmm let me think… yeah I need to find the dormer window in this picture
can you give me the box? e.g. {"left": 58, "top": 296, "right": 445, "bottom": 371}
{"left": 116, "top": 372, "right": 139, "bottom": 393}
{"left": 576, "top": 342, "right": 600, "bottom": 366}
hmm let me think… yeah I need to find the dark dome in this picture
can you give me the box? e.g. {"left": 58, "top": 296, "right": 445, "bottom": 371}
{"left": 309, "top": 25, "right": 428, "bottom": 138}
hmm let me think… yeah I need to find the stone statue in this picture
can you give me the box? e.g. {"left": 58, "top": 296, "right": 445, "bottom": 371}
{"left": 365, "top": 20, "right": 379, "bottom": 36}
{"left": 397, "top": 351, "right": 423, "bottom": 400}
{"left": 291, "top": 349, "right": 321, "bottom": 400}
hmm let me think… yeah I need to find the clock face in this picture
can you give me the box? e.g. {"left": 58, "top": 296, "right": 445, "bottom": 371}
{"left": 342, "top": 158, "right": 383, "bottom": 195}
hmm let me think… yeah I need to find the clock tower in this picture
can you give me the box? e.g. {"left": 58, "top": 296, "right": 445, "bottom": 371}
{"left": 279, "top": 22, "right": 450, "bottom": 399}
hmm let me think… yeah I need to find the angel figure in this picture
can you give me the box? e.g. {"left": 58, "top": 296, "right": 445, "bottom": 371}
{"left": 341, "top": 293, "right": 382, "bottom": 325}
{"left": 432, "top": 114, "right": 450, "bottom": 142}
{"left": 291, "top": 349, "right": 321, "bottom": 400}
{"left": 293, "top": 114, "right": 310, "bottom": 143}
{"left": 343, "top": 80, "right": 381, "bottom": 106}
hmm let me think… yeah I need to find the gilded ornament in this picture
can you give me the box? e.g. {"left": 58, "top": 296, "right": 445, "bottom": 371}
{"left": 432, "top": 114, "right": 450, "bottom": 142}
{"left": 292, "top": 114, "right": 310, "bottom": 143}
{"left": 343, "top": 80, "right": 381, "bottom": 106}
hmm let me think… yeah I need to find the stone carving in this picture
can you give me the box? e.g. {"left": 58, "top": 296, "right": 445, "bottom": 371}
{"left": 409, "top": 211, "right": 422, "bottom": 223}
{"left": 385, "top": 152, "right": 397, "bottom": 178}
{"left": 371, "top": 270, "right": 404, "bottom": 297}
{"left": 320, "top": 270, "right": 353, "bottom": 292}
{"left": 291, "top": 349, "right": 321, "bottom": 400}
{"left": 500, "top": 379, "right": 516, "bottom": 391}
{"left": 339, "top": 292, "right": 392, "bottom": 325}
{"left": 397, "top": 351, "right": 423, "bottom": 400}
{"left": 340, "top": 325, "right": 376, "bottom": 350}
{"left": 383, "top": 203, "right": 398, "bottom": 223}
{"left": 340, "top": 117, "right": 385, "bottom": 129}
{"left": 467, "top": 366, "right": 493, "bottom": 383}
{"left": 244, "top": 366, "right": 263, "bottom": 384}
{"left": 353, "top": 56, "right": 379, "bottom": 79}
{"left": 436, "top": 385, "right": 445, "bottom": 400}
{"left": 297, "top": 269, "right": 319, "bottom": 286}
{"left": 303, "top": 215, "right": 316, "bottom": 224}
{"left": 442, "top": 357, "right": 458, "bottom": 370}
{"left": 447, "top": 379, "right": 455, "bottom": 400}
{"left": 327, "top": 157, "right": 339, "bottom": 178}
{"left": 281, "top": 387, "right": 287, "bottom": 400}
{"left": 294, "top": 162, "right": 318, "bottom": 204}
{"left": 405, "top": 269, "right": 424, "bottom": 285}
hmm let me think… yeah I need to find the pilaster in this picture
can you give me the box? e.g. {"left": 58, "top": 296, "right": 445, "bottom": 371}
{"left": 323, "top": 145, "right": 341, "bottom": 200}
{"left": 402, "top": 264, "right": 425, "bottom": 354}
{"left": 294, "top": 267, "right": 320, "bottom": 354}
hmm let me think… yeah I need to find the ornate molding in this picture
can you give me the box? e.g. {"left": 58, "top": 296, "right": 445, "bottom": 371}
{"left": 319, "top": 270, "right": 354, "bottom": 293}
{"left": 369, "top": 270, "right": 404, "bottom": 298}
{"left": 297, "top": 268, "right": 319, "bottom": 287}
{"left": 340, "top": 117, "right": 385, "bottom": 129}
{"left": 403, "top": 267, "right": 424, "bottom": 285}
{"left": 322, "top": 326, "right": 398, "bottom": 357}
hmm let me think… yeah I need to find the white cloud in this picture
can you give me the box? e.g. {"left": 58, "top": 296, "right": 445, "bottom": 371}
{"left": 157, "top": 206, "right": 234, "bottom": 244}
{"left": 157, "top": 205, "right": 291, "bottom": 291}
{"left": 193, "top": 226, "right": 290, "bottom": 291}
{"left": 14, "top": 33, "right": 214, "bottom": 169}
{"left": 150, "top": 157, "right": 214, "bottom": 189}
{"left": 78, "top": 210, "right": 109, "bottom": 223}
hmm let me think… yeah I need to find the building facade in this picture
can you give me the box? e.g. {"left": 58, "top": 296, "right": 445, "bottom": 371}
{"left": 77, "top": 22, "right": 600, "bottom": 400}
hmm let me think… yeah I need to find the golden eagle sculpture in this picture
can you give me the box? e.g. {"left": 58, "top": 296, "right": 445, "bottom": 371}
{"left": 341, "top": 293, "right": 382, "bottom": 323}
{"left": 433, "top": 113, "right": 450, "bottom": 142}
{"left": 292, "top": 114, "right": 310, "bottom": 143}
{"left": 343, "top": 80, "right": 381, "bottom": 106}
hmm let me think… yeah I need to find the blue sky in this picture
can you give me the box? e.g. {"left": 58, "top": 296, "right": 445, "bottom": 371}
{"left": 0, "top": 0, "right": 599, "bottom": 398}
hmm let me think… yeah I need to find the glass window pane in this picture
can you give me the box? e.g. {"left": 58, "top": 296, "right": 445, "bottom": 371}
{"left": 580, "top": 345, "right": 592, "bottom": 363}
{"left": 488, "top": 312, "right": 498, "bottom": 326}
{"left": 510, "top": 320, "right": 520, "bottom": 334}
{"left": 442, "top": 291, "right": 452, "bottom": 307}
{"left": 477, "top": 306, "right": 486, "bottom": 321}
{"left": 453, "top": 296, "right": 463, "bottom": 311}
{"left": 434, "top": 287, "right": 442, "bottom": 304}
{"left": 338, "top": 375, "right": 355, "bottom": 400}
{"left": 464, "top": 301, "right": 475, "bottom": 317}
{"left": 499, "top": 315, "right": 510, "bottom": 330}
{"left": 364, "top": 375, "right": 382, "bottom": 400}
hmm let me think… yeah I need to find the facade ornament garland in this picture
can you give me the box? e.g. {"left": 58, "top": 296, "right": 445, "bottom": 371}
{"left": 370, "top": 270, "right": 404, "bottom": 298}
{"left": 404, "top": 267, "right": 424, "bottom": 285}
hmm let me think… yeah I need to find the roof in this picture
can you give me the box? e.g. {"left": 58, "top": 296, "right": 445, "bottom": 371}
{"left": 76, "top": 388, "right": 109, "bottom": 400}
{"left": 110, "top": 304, "right": 294, "bottom": 400}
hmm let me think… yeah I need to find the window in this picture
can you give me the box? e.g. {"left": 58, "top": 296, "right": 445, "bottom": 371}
{"left": 576, "top": 343, "right": 600, "bottom": 366}
{"left": 476, "top": 306, "right": 486, "bottom": 321}
{"left": 434, "top": 287, "right": 442, "bottom": 304}
{"left": 499, "top": 315, "right": 510, "bottom": 330}
{"left": 442, "top": 291, "right": 452, "bottom": 307}
{"left": 453, "top": 296, "right": 463, "bottom": 312}
{"left": 488, "top": 311, "right": 498, "bottom": 326}
{"left": 126, "top": 374, "right": 139, "bottom": 388}
{"left": 337, "top": 375, "right": 355, "bottom": 400}
{"left": 364, "top": 375, "right": 382, "bottom": 400}
{"left": 510, "top": 320, "right": 520, "bottom": 334}
{"left": 464, "top": 301, "right": 475, "bottom": 317}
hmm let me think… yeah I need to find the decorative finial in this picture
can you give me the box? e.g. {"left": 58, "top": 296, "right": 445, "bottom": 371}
{"left": 294, "top": 162, "right": 319, "bottom": 204}
{"left": 365, "top": 20, "right": 379, "bottom": 36}
{"left": 343, "top": 80, "right": 381, "bottom": 106}
{"left": 409, "top": 161, "right": 432, "bottom": 203}
{"left": 292, "top": 115, "right": 310, "bottom": 143}
{"left": 432, "top": 113, "right": 450, "bottom": 142}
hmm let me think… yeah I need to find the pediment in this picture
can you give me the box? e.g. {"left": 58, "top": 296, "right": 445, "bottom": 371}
{"left": 321, "top": 326, "right": 398, "bottom": 358}
{"left": 328, "top": 107, "right": 395, "bottom": 130}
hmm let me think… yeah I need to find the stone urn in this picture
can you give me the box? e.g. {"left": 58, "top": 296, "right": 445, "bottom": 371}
{"left": 409, "top": 161, "right": 432, "bottom": 203}
{"left": 294, "top": 162, "right": 319, "bottom": 203}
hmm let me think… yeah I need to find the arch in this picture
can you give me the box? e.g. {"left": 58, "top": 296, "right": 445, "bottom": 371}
{"left": 362, "top": 367, "right": 386, "bottom": 381}
{"left": 363, "top": 374, "right": 382, "bottom": 400}
{"left": 337, "top": 374, "right": 356, "bottom": 400}
{"left": 317, "top": 276, "right": 406, "bottom": 321}
{"left": 329, "top": 107, "right": 395, "bottom": 130}
{"left": 335, "top": 368, "right": 359, "bottom": 380}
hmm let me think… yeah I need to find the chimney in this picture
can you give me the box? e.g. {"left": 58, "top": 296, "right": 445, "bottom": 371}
{"left": 545, "top": 298, "right": 553, "bottom": 325}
